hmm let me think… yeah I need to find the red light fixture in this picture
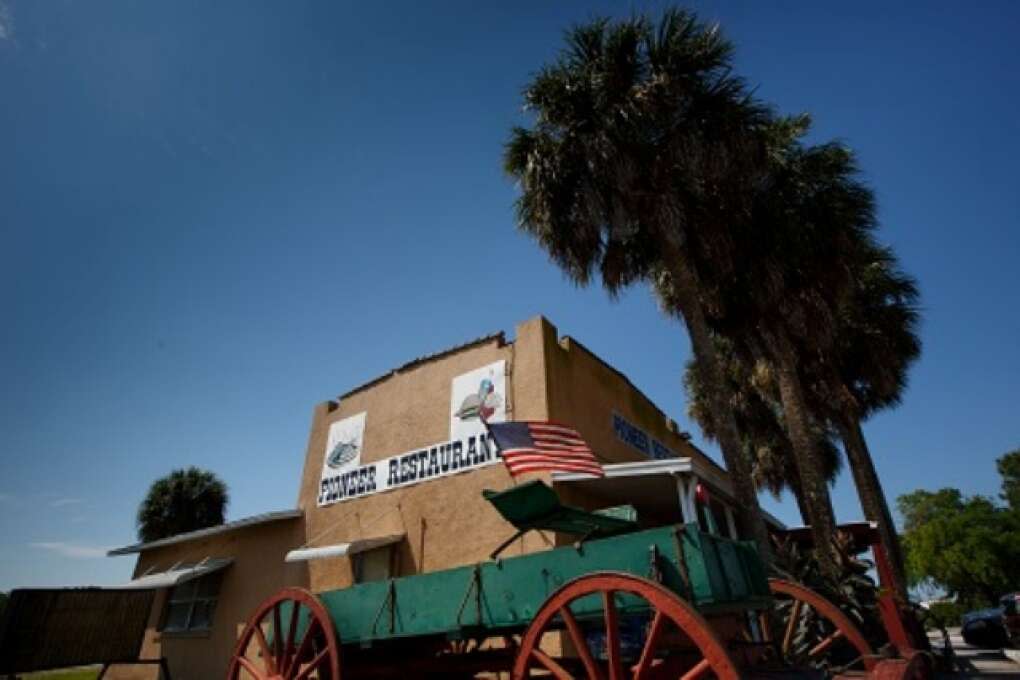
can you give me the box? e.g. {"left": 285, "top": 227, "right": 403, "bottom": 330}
{"left": 695, "top": 482, "right": 710, "bottom": 504}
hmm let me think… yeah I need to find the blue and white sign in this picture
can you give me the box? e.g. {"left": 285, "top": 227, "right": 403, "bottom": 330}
{"left": 612, "top": 412, "right": 677, "bottom": 460}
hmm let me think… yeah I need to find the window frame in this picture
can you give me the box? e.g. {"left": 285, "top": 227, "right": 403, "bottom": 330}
{"left": 160, "top": 569, "right": 224, "bottom": 634}
{"left": 351, "top": 544, "right": 395, "bottom": 584}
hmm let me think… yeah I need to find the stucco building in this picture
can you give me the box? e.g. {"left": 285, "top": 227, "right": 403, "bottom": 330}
{"left": 104, "top": 316, "right": 777, "bottom": 679}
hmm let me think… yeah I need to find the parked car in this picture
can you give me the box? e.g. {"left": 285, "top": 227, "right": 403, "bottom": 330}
{"left": 961, "top": 605, "right": 1009, "bottom": 648}
{"left": 961, "top": 594, "right": 1020, "bottom": 649}
{"left": 1002, "top": 592, "right": 1020, "bottom": 647}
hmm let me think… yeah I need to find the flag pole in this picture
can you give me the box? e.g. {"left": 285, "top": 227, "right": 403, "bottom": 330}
{"left": 479, "top": 408, "right": 517, "bottom": 487}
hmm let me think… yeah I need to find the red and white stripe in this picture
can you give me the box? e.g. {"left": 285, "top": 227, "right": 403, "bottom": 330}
{"left": 501, "top": 422, "right": 604, "bottom": 477}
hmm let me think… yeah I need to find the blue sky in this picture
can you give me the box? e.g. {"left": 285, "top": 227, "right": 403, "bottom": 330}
{"left": 1, "top": 1, "right": 1017, "bottom": 590}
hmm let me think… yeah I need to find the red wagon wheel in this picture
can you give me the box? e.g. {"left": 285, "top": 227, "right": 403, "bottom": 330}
{"left": 758, "top": 578, "right": 877, "bottom": 673}
{"left": 512, "top": 572, "right": 740, "bottom": 680}
{"left": 227, "top": 587, "right": 341, "bottom": 680}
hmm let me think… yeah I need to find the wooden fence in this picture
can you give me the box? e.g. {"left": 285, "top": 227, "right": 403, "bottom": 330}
{"left": 0, "top": 588, "right": 154, "bottom": 674}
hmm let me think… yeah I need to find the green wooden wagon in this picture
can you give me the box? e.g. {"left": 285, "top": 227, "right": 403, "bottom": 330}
{"left": 227, "top": 481, "right": 928, "bottom": 679}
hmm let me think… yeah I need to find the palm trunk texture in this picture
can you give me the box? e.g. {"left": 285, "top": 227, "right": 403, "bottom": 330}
{"left": 839, "top": 417, "right": 909, "bottom": 601}
{"left": 770, "top": 334, "right": 841, "bottom": 577}
{"left": 786, "top": 474, "right": 811, "bottom": 526}
{"left": 668, "top": 262, "right": 773, "bottom": 561}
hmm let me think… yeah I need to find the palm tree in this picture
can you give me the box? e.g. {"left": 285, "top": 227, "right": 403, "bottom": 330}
{"left": 683, "top": 338, "right": 843, "bottom": 525}
{"left": 137, "top": 467, "right": 229, "bottom": 542}
{"left": 649, "top": 124, "right": 859, "bottom": 571}
{"left": 711, "top": 133, "right": 883, "bottom": 571}
{"left": 653, "top": 103, "right": 916, "bottom": 583}
{"left": 810, "top": 243, "right": 921, "bottom": 599}
{"left": 691, "top": 165, "right": 918, "bottom": 592}
{"left": 504, "top": 9, "right": 774, "bottom": 556}
{"left": 727, "top": 120, "right": 920, "bottom": 586}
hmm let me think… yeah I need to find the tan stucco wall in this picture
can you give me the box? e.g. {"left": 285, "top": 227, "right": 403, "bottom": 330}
{"left": 295, "top": 318, "right": 558, "bottom": 593}
{"left": 106, "top": 518, "right": 307, "bottom": 680}
{"left": 542, "top": 319, "right": 722, "bottom": 473}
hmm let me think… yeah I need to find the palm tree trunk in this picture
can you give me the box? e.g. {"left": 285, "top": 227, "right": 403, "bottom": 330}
{"left": 667, "top": 262, "right": 772, "bottom": 560}
{"left": 785, "top": 473, "right": 811, "bottom": 526}
{"left": 838, "top": 416, "right": 909, "bottom": 601}
{"left": 768, "top": 333, "right": 841, "bottom": 577}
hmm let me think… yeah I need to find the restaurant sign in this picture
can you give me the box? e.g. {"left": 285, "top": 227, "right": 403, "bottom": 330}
{"left": 317, "top": 361, "right": 507, "bottom": 507}
{"left": 612, "top": 412, "right": 678, "bottom": 460}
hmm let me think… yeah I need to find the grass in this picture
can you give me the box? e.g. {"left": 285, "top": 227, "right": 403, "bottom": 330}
{"left": 22, "top": 668, "right": 100, "bottom": 680}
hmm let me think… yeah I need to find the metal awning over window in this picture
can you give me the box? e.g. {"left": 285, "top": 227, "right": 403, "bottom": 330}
{"left": 284, "top": 534, "right": 404, "bottom": 563}
{"left": 111, "top": 557, "right": 233, "bottom": 590}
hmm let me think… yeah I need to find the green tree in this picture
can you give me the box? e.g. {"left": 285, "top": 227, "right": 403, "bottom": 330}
{"left": 137, "top": 467, "right": 228, "bottom": 542}
{"left": 504, "top": 8, "right": 774, "bottom": 556}
{"left": 0, "top": 590, "right": 7, "bottom": 620}
{"left": 898, "top": 487, "right": 1020, "bottom": 607}
{"left": 998, "top": 449, "right": 1020, "bottom": 509}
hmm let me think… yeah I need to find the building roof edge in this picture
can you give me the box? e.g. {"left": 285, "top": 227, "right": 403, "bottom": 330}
{"left": 107, "top": 509, "right": 303, "bottom": 556}
{"left": 337, "top": 331, "right": 506, "bottom": 401}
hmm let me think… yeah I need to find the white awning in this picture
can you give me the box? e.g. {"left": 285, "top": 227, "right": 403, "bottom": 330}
{"left": 552, "top": 459, "right": 786, "bottom": 530}
{"left": 111, "top": 557, "right": 234, "bottom": 590}
{"left": 285, "top": 534, "right": 404, "bottom": 563}
{"left": 552, "top": 459, "right": 713, "bottom": 517}
{"left": 554, "top": 458, "right": 733, "bottom": 498}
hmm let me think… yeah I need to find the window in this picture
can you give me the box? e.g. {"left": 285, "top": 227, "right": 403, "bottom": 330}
{"left": 162, "top": 570, "right": 223, "bottom": 633}
{"left": 352, "top": 545, "right": 393, "bottom": 584}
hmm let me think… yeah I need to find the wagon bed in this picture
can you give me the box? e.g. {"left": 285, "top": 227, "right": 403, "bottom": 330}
{"left": 227, "top": 481, "right": 930, "bottom": 679}
{"left": 316, "top": 520, "right": 769, "bottom": 645}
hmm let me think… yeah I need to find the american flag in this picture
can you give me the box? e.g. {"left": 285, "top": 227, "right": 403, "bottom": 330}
{"left": 485, "top": 421, "right": 604, "bottom": 477}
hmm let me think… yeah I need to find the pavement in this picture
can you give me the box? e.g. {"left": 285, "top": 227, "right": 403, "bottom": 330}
{"left": 931, "top": 627, "right": 1020, "bottom": 678}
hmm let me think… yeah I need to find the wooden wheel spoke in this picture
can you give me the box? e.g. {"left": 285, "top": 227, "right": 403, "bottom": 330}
{"left": 781, "top": 599, "right": 804, "bottom": 656}
{"left": 680, "top": 658, "right": 710, "bottom": 680}
{"left": 739, "top": 617, "right": 753, "bottom": 643}
{"left": 238, "top": 656, "right": 266, "bottom": 680}
{"left": 808, "top": 628, "right": 844, "bottom": 657}
{"left": 273, "top": 603, "right": 284, "bottom": 664}
{"left": 602, "top": 591, "right": 624, "bottom": 680}
{"left": 253, "top": 624, "right": 277, "bottom": 674}
{"left": 281, "top": 604, "right": 303, "bottom": 677}
{"left": 229, "top": 588, "right": 339, "bottom": 680}
{"left": 511, "top": 573, "right": 740, "bottom": 680}
{"left": 531, "top": 647, "right": 574, "bottom": 680}
{"left": 286, "top": 618, "right": 322, "bottom": 678}
{"left": 292, "top": 647, "right": 329, "bottom": 680}
{"left": 633, "top": 610, "right": 666, "bottom": 680}
{"left": 758, "top": 611, "right": 771, "bottom": 643}
{"left": 560, "top": 606, "right": 603, "bottom": 680}
{"left": 768, "top": 578, "right": 877, "bottom": 672}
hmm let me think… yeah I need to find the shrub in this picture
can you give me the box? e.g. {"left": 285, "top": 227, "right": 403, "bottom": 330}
{"left": 923, "top": 601, "right": 969, "bottom": 630}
